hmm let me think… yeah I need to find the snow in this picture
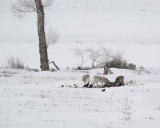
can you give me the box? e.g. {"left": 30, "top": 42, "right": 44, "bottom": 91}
{"left": 0, "top": 68, "right": 160, "bottom": 128}
{"left": 0, "top": 0, "right": 160, "bottom": 128}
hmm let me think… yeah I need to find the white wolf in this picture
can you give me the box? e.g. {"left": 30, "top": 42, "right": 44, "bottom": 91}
{"left": 82, "top": 74, "right": 90, "bottom": 85}
{"left": 93, "top": 76, "right": 110, "bottom": 87}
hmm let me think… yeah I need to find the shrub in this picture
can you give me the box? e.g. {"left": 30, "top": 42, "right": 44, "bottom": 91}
{"left": 7, "top": 56, "right": 24, "bottom": 69}
{"left": 25, "top": 66, "right": 39, "bottom": 72}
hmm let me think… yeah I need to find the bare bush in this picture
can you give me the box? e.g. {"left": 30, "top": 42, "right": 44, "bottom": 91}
{"left": 25, "top": 66, "right": 39, "bottom": 72}
{"left": 7, "top": 56, "right": 24, "bottom": 69}
{"left": 72, "top": 66, "right": 92, "bottom": 71}
{"left": 1, "top": 70, "right": 19, "bottom": 74}
{"left": 106, "top": 51, "right": 126, "bottom": 69}
{"left": 102, "top": 50, "right": 136, "bottom": 70}
{"left": 112, "top": 51, "right": 125, "bottom": 61}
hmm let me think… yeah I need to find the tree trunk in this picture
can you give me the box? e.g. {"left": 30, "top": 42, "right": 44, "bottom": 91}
{"left": 103, "top": 66, "right": 108, "bottom": 75}
{"left": 103, "top": 66, "right": 113, "bottom": 75}
{"left": 35, "top": 0, "right": 49, "bottom": 71}
{"left": 92, "top": 60, "right": 95, "bottom": 69}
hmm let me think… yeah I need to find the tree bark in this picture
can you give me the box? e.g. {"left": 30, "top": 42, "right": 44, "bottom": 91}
{"left": 35, "top": 0, "right": 49, "bottom": 71}
{"left": 103, "top": 66, "right": 108, "bottom": 75}
{"left": 103, "top": 66, "right": 113, "bottom": 75}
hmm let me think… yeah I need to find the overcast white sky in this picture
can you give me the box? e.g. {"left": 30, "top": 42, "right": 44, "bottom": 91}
{"left": 0, "top": 0, "right": 160, "bottom": 43}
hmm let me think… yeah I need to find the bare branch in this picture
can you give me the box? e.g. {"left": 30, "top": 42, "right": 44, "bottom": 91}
{"left": 49, "top": 61, "right": 60, "bottom": 70}
{"left": 46, "top": 26, "right": 60, "bottom": 48}
{"left": 11, "top": 0, "right": 36, "bottom": 18}
{"left": 86, "top": 48, "right": 101, "bottom": 68}
{"left": 98, "top": 47, "right": 112, "bottom": 65}
{"left": 72, "top": 48, "right": 86, "bottom": 68}
{"left": 11, "top": 0, "right": 53, "bottom": 19}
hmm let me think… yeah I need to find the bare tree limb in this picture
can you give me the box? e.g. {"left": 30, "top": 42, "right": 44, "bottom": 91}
{"left": 11, "top": 0, "right": 36, "bottom": 18}
{"left": 86, "top": 48, "right": 101, "bottom": 68}
{"left": 46, "top": 26, "right": 59, "bottom": 48}
{"left": 11, "top": 0, "right": 53, "bottom": 19}
{"left": 97, "top": 47, "right": 112, "bottom": 67}
{"left": 72, "top": 48, "right": 86, "bottom": 69}
{"left": 49, "top": 61, "right": 60, "bottom": 70}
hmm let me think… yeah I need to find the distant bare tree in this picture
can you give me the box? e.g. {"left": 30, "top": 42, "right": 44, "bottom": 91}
{"left": 46, "top": 26, "right": 59, "bottom": 48}
{"left": 97, "top": 47, "right": 112, "bottom": 66}
{"left": 72, "top": 48, "right": 86, "bottom": 69}
{"left": 86, "top": 48, "right": 101, "bottom": 68}
{"left": 11, "top": 0, "right": 53, "bottom": 71}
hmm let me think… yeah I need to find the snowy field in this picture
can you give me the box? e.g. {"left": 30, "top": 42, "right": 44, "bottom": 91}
{"left": 0, "top": 68, "right": 160, "bottom": 128}
{"left": 0, "top": 0, "right": 160, "bottom": 128}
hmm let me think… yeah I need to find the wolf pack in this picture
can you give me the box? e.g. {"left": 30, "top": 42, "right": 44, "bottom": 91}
{"left": 82, "top": 74, "right": 124, "bottom": 88}
{"left": 61, "top": 74, "right": 124, "bottom": 88}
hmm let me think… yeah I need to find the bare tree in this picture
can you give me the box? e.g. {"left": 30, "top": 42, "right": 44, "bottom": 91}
{"left": 86, "top": 48, "right": 101, "bottom": 68}
{"left": 46, "top": 26, "right": 59, "bottom": 48}
{"left": 72, "top": 48, "right": 86, "bottom": 69}
{"left": 97, "top": 47, "right": 112, "bottom": 67}
{"left": 100, "top": 47, "right": 112, "bottom": 62}
{"left": 11, "top": 0, "right": 53, "bottom": 71}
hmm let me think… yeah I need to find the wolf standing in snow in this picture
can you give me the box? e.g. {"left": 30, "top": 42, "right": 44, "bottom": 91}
{"left": 115, "top": 75, "right": 124, "bottom": 86}
{"left": 93, "top": 76, "right": 110, "bottom": 87}
{"left": 82, "top": 74, "right": 90, "bottom": 85}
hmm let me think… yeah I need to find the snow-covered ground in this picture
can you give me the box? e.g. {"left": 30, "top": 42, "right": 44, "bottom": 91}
{"left": 0, "top": 0, "right": 160, "bottom": 128}
{"left": 0, "top": 68, "right": 160, "bottom": 128}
